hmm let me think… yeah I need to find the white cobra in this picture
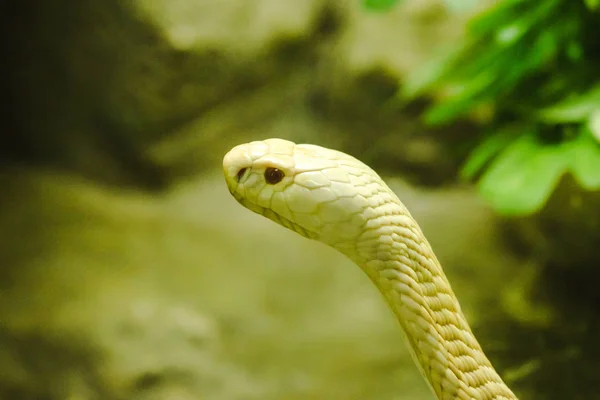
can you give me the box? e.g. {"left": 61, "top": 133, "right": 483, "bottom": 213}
{"left": 223, "top": 138, "right": 518, "bottom": 400}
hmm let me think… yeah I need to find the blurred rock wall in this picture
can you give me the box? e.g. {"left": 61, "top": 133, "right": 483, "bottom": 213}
{"left": 3, "top": 0, "right": 476, "bottom": 189}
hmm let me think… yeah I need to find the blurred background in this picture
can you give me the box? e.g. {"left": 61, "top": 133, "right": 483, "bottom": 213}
{"left": 1, "top": 0, "right": 599, "bottom": 399}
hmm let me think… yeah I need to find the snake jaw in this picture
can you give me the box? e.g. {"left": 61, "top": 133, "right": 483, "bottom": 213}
{"left": 229, "top": 189, "right": 317, "bottom": 240}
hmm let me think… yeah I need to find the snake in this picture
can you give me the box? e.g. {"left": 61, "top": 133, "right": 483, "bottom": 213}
{"left": 223, "top": 138, "right": 518, "bottom": 400}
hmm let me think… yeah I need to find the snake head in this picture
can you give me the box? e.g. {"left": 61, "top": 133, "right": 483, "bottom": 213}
{"left": 223, "top": 138, "right": 389, "bottom": 249}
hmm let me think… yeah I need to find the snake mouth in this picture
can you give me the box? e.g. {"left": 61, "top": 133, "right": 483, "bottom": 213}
{"left": 231, "top": 192, "right": 317, "bottom": 240}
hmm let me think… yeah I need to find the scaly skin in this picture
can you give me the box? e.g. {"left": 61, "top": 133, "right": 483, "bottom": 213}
{"left": 223, "top": 138, "right": 517, "bottom": 400}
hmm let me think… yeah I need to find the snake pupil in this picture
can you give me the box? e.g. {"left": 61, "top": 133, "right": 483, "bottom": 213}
{"left": 235, "top": 167, "right": 247, "bottom": 182}
{"left": 264, "top": 167, "right": 284, "bottom": 184}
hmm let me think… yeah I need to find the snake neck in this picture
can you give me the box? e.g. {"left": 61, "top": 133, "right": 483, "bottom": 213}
{"left": 334, "top": 209, "right": 518, "bottom": 400}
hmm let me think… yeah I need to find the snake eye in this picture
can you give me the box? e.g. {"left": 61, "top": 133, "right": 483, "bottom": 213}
{"left": 264, "top": 167, "right": 284, "bottom": 184}
{"left": 235, "top": 167, "right": 247, "bottom": 182}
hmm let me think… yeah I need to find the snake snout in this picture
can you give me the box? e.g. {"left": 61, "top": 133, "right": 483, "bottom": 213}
{"left": 223, "top": 145, "right": 253, "bottom": 185}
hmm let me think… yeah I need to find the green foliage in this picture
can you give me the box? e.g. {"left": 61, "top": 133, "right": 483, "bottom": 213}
{"left": 538, "top": 84, "right": 600, "bottom": 123}
{"left": 361, "top": 0, "right": 480, "bottom": 13}
{"left": 584, "top": 0, "right": 600, "bottom": 10}
{"left": 402, "top": 0, "right": 600, "bottom": 215}
{"left": 463, "top": 128, "right": 600, "bottom": 214}
{"left": 362, "top": 0, "right": 402, "bottom": 12}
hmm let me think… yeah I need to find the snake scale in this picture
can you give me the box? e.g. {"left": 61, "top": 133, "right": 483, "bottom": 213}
{"left": 223, "top": 138, "right": 518, "bottom": 400}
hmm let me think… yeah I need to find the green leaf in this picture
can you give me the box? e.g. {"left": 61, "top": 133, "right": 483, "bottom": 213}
{"left": 362, "top": 0, "right": 402, "bottom": 12}
{"left": 469, "top": 0, "right": 559, "bottom": 37}
{"left": 585, "top": 0, "right": 600, "bottom": 10}
{"left": 588, "top": 109, "right": 600, "bottom": 142}
{"left": 423, "top": 72, "right": 494, "bottom": 124}
{"left": 538, "top": 85, "right": 600, "bottom": 123}
{"left": 495, "top": 23, "right": 526, "bottom": 46}
{"left": 477, "top": 134, "right": 568, "bottom": 215}
{"left": 467, "top": 0, "right": 521, "bottom": 36}
{"left": 566, "top": 41, "right": 584, "bottom": 61}
{"left": 460, "top": 129, "right": 519, "bottom": 180}
{"left": 568, "top": 128, "right": 600, "bottom": 190}
{"left": 402, "top": 48, "right": 458, "bottom": 99}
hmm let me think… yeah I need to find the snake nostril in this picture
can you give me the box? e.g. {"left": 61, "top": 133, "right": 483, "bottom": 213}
{"left": 236, "top": 167, "right": 248, "bottom": 182}
{"left": 264, "top": 167, "right": 284, "bottom": 184}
